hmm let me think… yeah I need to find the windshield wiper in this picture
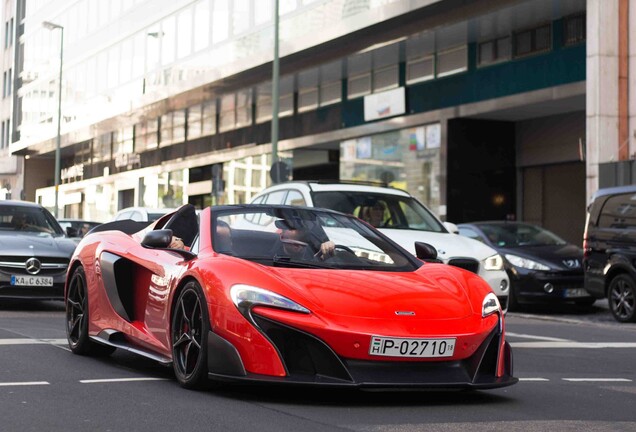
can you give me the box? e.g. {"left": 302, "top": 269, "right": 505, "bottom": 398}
{"left": 272, "top": 255, "right": 331, "bottom": 269}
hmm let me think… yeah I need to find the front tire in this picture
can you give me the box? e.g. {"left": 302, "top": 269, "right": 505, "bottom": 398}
{"left": 171, "top": 281, "right": 210, "bottom": 389}
{"left": 66, "top": 266, "right": 115, "bottom": 356}
{"left": 608, "top": 274, "right": 636, "bottom": 323}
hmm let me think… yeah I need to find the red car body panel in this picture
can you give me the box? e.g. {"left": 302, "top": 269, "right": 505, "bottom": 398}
{"left": 65, "top": 205, "right": 517, "bottom": 389}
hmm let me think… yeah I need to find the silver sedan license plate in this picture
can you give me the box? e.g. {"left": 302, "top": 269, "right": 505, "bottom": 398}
{"left": 369, "top": 336, "right": 455, "bottom": 358}
{"left": 10, "top": 275, "right": 54, "bottom": 287}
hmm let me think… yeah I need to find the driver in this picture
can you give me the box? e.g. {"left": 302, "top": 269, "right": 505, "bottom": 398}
{"left": 278, "top": 227, "right": 335, "bottom": 261}
{"left": 11, "top": 213, "right": 53, "bottom": 233}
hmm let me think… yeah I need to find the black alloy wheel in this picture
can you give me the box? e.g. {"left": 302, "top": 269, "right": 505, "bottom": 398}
{"left": 66, "top": 266, "right": 115, "bottom": 356}
{"left": 608, "top": 274, "right": 636, "bottom": 323}
{"left": 171, "top": 281, "right": 210, "bottom": 389}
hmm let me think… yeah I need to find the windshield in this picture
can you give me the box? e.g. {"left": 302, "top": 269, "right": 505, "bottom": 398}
{"left": 311, "top": 191, "right": 445, "bottom": 232}
{"left": 479, "top": 223, "right": 567, "bottom": 247}
{"left": 0, "top": 206, "right": 63, "bottom": 235}
{"left": 212, "top": 205, "right": 420, "bottom": 271}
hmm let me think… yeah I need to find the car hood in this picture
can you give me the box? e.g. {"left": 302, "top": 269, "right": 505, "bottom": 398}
{"left": 268, "top": 266, "right": 475, "bottom": 320}
{"left": 499, "top": 243, "right": 583, "bottom": 270}
{"left": 0, "top": 233, "right": 77, "bottom": 258}
{"left": 378, "top": 229, "right": 498, "bottom": 262}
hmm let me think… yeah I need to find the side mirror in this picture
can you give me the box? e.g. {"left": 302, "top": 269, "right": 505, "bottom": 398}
{"left": 66, "top": 227, "right": 78, "bottom": 237}
{"left": 142, "top": 229, "right": 173, "bottom": 248}
{"left": 415, "top": 241, "right": 439, "bottom": 262}
{"left": 443, "top": 221, "right": 459, "bottom": 234}
{"left": 142, "top": 229, "right": 197, "bottom": 261}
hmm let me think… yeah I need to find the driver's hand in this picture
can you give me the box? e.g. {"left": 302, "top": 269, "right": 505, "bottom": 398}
{"left": 170, "top": 236, "right": 185, "bottom": 249}
{"left": 317, "top": 241, "right": 336, "bottom": 260}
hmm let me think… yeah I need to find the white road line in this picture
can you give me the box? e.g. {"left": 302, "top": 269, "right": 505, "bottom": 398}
{"left": 506, "top": 332, "right": 572, "bottom": 342}
{"left": 511, "top": 342, "right": 636, "bottom": 348}
{"left": 0, "top": 338, "right": 67, "bottom": 345}
{"left": 0, "top": 381, "right": 49, "bottom": 386}
{"left": 79, "top": 378, "right": 170, "bottom": 384}
{"left": 518, "top": 378, "right": 550, "bottom": 381}
{"left": 563, "top": 378, "right": 632, "bottom": 382}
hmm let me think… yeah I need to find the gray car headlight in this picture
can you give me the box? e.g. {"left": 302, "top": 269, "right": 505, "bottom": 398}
{"left": 482, "top": 293, "right": 501, "bottom": 318}
{"left": 483, "top": 254, "right": 504, "bottom": 271}
{"left": 230, "top": 284, "right": 310, "bottom": 315}
{"left": 504, "top": 254, "right": 550, "bottom": 271}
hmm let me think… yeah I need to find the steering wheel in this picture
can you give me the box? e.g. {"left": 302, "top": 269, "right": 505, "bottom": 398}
{"left": 379, "top": 215, "right": 393, "bottom": 228}
{"left": 334, "top": 244, "right": 356, "bottom": 254}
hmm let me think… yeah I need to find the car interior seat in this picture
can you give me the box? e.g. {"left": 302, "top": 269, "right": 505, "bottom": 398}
{"left": 163, "top": 204, "right": 198, "bottom": 247}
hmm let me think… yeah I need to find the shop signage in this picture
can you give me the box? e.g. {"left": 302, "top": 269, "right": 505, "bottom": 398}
{"left": 364, "top": 87, "right": 405, "bottom": 122}
{"left": 61, "top": 163, "right": 84, "bottom": 181}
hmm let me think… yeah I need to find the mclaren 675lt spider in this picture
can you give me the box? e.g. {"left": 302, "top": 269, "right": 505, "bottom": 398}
{"left": 64, "top": 203, "right": 517, "bottom": 390}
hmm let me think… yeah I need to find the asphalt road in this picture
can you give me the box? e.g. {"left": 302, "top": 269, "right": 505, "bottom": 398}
{"left": 0, "top": 299, "right": 635, "bottom": 432}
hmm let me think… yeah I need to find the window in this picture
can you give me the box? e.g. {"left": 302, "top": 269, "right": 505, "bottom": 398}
{"left": 478, "top": 36, "right": 511, "bottom": 66}
{"left": 136, "top": 118, "right": 158, "bottom": 151}
{"left": 458, "top": 227, "right": 485, "bottom": 243}
{"left": 317, "top": 60, "right": 342, "bottom": 107}
{"left": 284, "top": 190, "right": 306, "bottom": 206}
{"left": 372, "top": 43, "right": 399, "bottom": 92}
{"left": 437, "top": 46, "right": 468, "bottom": 77}
{"left": 219, "top": 93, "right": 236, "bottom": 132}
{"left": 298, "top": 68, "right": 318, "bottom": 113}
{"left": 113, "top": 126, "right": 134, "bottom": 155}
{"left": 256, "top": 82, "right": 272, "bottom": 123}
{"left": 202, "top": 100, "right": 216, "bottom": 136}
{"left": 235, "top": 89, "right": 253, "bottom": 128}
{"left": 94, "top": 132, "right": 112, "bottom": 163}
{"left": 599, "top": 194, "right": 636, "bottom": 229}
{"left": 173, "top": 110, "right": 186, "bottom": 142}
{"left": 514, "top": 24, "right": 551, "bottom": 58}
{"left": 187, "top": 104, "right": 203, "bottom": 140}
{"left": 564, "top": 14, "right": 585, "bottom": 46}
{"left": 347, "top": 51, "right": 371, "bottom": 99}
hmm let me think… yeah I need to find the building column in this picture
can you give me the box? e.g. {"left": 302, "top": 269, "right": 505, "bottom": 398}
{"left": 586, "top": 0, "right": 620, "bottom": 197}
{"left": 630, "top": 0, "right": 636, "bottom": 164}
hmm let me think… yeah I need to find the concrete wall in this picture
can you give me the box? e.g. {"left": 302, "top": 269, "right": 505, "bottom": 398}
{"left": 24, "top": 158, "right": 53, "bottom": 202}
{"left": 517, "top": 111, "right": 586, "bottom": 167}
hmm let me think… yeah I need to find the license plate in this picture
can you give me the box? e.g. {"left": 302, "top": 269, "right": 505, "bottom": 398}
{"left": 563, "top": 288, "right": 589, "bottom": 298}
{"left": 369, "top": 336, "right": 455, "bottom": 358}
{"left": 10, "top": 275, "right": 54, "bottom": 287}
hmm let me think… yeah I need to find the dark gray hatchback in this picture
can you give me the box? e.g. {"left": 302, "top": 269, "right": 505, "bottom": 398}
{"left": 0, "top": 200, "right": 76, "bottom": 300}
{"left": 583, "top": 185, "right": 636, "bottom": 322}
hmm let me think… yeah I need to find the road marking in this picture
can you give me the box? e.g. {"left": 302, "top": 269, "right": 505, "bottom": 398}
{"left": 0, "top": 338, "right": 67, "bottom": 345}
{"left": 79, "top": 378, "right": 170, "bottom": 384}
{"left": 0, "top": 381, "right": 49, "bottom": 386}
{"left": 511, "top": 342, "right": 636, "bottom": 348}
{"left": 563, "top": 378, "right": 632, "bottom": 382}
{"left": 506, "top": 332, "right": 571, "bottom": 342}
{"left": 518, "top": 378, "right": 550, "bottom": 381}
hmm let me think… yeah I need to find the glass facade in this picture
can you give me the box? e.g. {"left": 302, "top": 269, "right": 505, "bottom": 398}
{"left": 340, "top": 124, "right": 442, "bottom": 211}
{"left": 21, "top": 0, "right": 586, "bottom": 221}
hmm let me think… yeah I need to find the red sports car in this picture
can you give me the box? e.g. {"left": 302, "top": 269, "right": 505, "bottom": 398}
{"left": 65, "top": 203, "right": 517, "bottom": 390}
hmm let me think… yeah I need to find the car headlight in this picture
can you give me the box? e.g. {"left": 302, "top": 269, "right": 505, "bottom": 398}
{"left": 483, "top": 254, "right": 504, "bottom": 271}
{"left": 230, "top": 284, "right": 310, "bottom": 314}
{"left": 504, "top": 254, "right": 550, "bottom": 271}
{"left": 482, "top": 292, "right": 501, "bottom": 317}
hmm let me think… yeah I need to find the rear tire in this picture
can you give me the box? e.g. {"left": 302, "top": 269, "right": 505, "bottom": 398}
{"left": 171, "top": 281, "right": 210, "bottom": 389}
{"left": 66, "top": 266, "right": 115, "bottom": 356}
{"left": 608, "top": 274, "right": 636, "bottom": 323}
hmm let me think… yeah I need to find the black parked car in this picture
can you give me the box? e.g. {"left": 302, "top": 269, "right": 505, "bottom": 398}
{"left": 584, "top": 185, "right": 636, "bottom": 323}
{"left": 0, "top": 200, "right": 76, "bottom": 300}
{"left": 458, "top": 221, "right": 593, "bottom": 310}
